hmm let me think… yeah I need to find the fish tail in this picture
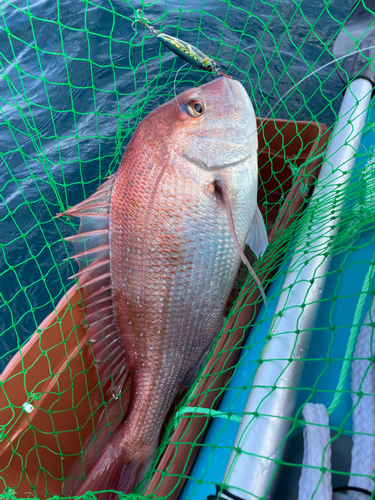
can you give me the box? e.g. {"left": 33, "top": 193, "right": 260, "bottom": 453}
{"left": 63, "top": 396, "right": 129, "bottom": 497}
{"left": 74, "top": 433, "right": 150, "bottom": 499}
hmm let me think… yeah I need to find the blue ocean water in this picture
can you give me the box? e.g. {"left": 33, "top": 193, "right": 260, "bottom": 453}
{"left": 0, "top": 0, "right": 352, "bottom": 371}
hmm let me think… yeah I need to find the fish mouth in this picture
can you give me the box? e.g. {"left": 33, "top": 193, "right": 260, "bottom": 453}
{"left": 227, "top": 79, "right": 256, "bottom": 129}
{"left": 227, "top": 78, "right": 250, "bottom": 108}
{"left": 191, "top": 132, "right": 255, "bottom": 143}
{"left": 182, "top": 152, "right": 253, "bottom": 171}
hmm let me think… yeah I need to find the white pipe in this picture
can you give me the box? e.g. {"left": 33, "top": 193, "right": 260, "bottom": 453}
{"left": 219, "top": 78, "right": 373, "bottom": 500}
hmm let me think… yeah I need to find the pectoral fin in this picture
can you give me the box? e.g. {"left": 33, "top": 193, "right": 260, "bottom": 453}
{"left": 214, "top": 179, "right": 267, "bottom": 307}
{"left": 246, "top": 205, "right": 268, "bottom": 258}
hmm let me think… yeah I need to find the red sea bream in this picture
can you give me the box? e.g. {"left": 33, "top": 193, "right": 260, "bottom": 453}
{"left": 62, "top": 77, "right": 268, "bottom": 496}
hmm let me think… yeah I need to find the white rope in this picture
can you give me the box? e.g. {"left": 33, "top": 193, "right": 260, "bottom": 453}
{"left": 348, "top": 298, "right": 375, "bottom": 500}
{"left": 298, "top": 403, "right": 332, "bottom": 500}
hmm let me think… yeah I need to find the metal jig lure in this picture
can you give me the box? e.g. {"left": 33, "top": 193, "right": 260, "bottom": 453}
{"left": 132, "top": 10, "right": 232, "bottom": 79}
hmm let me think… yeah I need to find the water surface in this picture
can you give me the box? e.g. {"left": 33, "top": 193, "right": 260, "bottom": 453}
{"left": 0, "top": 0, "right": 351, "bottom": 371}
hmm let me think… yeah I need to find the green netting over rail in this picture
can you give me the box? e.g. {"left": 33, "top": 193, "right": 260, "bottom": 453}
{"left": 1, "top": 0, "right": 375, "bottom": 499}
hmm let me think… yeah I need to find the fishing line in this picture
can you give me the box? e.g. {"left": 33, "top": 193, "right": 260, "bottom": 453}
{"left": 174, "top": 63, "right": 188, "bottom": 114}
{"left": 134, "top": 7, "right": 374, "bottom": 134}
{"left": 261, "top": 44, "right": 375, "bottom": 122}
{"left": 246, "top": 44, "right": 375, "bottom": 169}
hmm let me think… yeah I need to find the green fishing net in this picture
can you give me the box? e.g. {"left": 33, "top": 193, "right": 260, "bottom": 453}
{"left": 1, "top": 0, "right": 375, "bottom": 499}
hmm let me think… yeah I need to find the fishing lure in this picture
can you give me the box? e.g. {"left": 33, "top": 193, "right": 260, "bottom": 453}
{"left": 132, "top": 10, "right": 232, "bottom": 79}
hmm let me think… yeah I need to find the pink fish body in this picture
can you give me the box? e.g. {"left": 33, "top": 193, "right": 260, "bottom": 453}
{"left": 63, "top": 77, "right": 267, "bottom": 496}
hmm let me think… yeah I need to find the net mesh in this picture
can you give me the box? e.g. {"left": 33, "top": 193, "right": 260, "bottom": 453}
{"left": 0, "top": 0, "right": 375, "bottom": 499}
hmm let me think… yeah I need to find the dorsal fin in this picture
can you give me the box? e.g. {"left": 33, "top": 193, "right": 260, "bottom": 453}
{"left": 58, "top": 174, "right": 128, "bottom": 397}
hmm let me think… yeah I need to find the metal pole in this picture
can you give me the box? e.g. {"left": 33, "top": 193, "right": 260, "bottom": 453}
{"left": 219, "top": 78, "right": 373, "bottom": 500}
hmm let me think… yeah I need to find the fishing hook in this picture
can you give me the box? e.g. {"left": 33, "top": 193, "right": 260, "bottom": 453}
{"left": 132, "top": 9, "right": 160, "bottom": 36}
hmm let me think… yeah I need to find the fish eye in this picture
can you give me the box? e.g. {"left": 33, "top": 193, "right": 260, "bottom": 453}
{"left": 185, "top": 100, "right": 205, "bottom": 118}
{"left": 194, "top": 102, "right": 203, "bottom": 114}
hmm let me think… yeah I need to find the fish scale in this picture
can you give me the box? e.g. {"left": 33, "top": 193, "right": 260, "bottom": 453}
{"left": 62, "top": 77, "right": 267, "bottom": 497}
{"left": 111, "top": 160, "right": 253, "bottom": 457}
